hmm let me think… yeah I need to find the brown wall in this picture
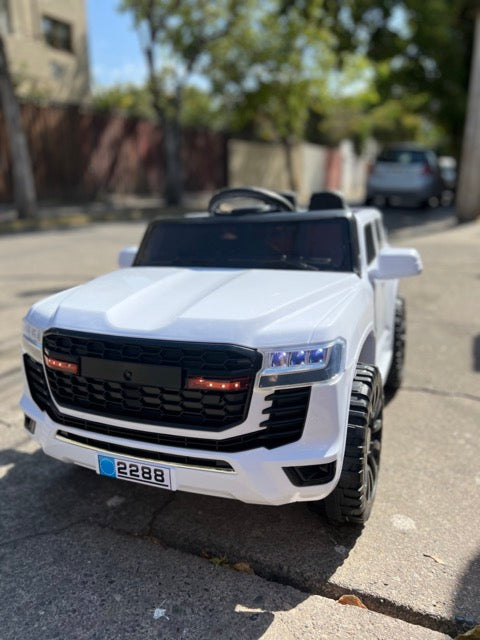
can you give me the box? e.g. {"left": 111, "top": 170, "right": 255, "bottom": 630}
{"left": 0, "top": 103, "right": 227, "bottom": 201}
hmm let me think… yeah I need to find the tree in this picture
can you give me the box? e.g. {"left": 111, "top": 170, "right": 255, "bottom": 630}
{"left": 0, "top": 35, "right": 36, "bottom": 219}
{"left": 313, "top": 0, "right": 476, "bottom": 155}
{"left": 92, "top": 84, "right": 153, "bottom": 119}
{"left": 92, "top": 82, "right": 225, "bottom": 129}
{"left": 119, "top": 0, "right": 246, "bottom": 205}
{"left": 212, "top": 1, "right": 334, "bottom": 189}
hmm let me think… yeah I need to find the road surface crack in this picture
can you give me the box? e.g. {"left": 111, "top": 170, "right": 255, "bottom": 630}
{"left": 0, "top": 519, "right": 86, "bottom": 549}
{"left": 403, "top": 385, "right": 480, "bottom": 403}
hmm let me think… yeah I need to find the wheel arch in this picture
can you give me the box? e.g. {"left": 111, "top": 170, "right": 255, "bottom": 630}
{"left": 356, "top": 331, "right": 376, "bottom": 366}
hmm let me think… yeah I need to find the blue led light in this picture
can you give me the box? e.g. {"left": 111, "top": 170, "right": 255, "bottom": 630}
{"left": 309, "top": 348, "right": 325, "bottom": 364}
{"left": 290, "top": 350, "right": 306, "bottom": 366}
{"left": 271, "top": 351, "right": 288, "bottom": 367}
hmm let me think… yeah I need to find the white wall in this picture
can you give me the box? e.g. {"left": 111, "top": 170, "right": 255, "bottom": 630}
{"left": 228, "top": 138, "right": 369, "bottom": 206}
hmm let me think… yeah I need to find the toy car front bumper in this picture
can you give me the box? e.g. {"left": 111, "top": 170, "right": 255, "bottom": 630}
{"left": 21, "top": 366, "right": 352, "bottom": 506}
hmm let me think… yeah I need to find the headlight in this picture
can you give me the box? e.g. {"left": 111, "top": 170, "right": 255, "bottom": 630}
{"left": 259, "top": 339, "right": 345, "bottom": 388}
{"left": 22, "top": 318, "right": 43, "bottom": 349}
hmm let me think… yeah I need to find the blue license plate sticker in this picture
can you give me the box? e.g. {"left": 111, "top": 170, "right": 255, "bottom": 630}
{"left": 98, "top": 455, "right": 117, "bottom": 477}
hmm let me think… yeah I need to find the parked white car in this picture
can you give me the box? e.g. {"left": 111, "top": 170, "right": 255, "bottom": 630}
{"left": 367, "top": 145, "right": 444, "bottom": 208}
{"left": 21, "top": 188, "right": 422, "bottom": 525}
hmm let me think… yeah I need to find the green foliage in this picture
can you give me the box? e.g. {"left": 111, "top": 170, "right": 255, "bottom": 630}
{"left": 311, "top": 0, "right": 477, "bottom": 154}
{"left": 92, "top": 83, "right": 224, "bottom": 128}
{"left": 213, "top": 1, "right": 335, "bottom": 143}
{"left": 118, "top": 0, "right": 250, "bottom": 120}
{"left": 92, "top": 85, "right": 153, "bottom": 118}
{"left": 113, "top": 0, "right": 475, "bottom": 155}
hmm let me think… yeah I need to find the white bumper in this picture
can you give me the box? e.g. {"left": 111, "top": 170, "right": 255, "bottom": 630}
{"left": 21, "top": 362, "right": 353, "bottom": 506}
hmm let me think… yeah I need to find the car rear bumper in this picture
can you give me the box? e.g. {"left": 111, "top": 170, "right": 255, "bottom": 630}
{"left": 366, "top": 180, "right": 440, "bottom": 202}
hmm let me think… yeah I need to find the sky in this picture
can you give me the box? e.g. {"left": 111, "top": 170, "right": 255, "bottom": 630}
{"left": 86, "top": 0, "right": 148, "bottom": 89}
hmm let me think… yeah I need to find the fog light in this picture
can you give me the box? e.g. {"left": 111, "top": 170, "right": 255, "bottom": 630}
{"left": 283, "top": 462, "right": 336, "bottom": 487}
{"left": 24, "top": 415, "right": 36, "bottom": 434}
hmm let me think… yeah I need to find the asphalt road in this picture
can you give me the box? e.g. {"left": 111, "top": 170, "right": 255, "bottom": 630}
{"left": 0, "top": 205, "right": 478, "bottom": 639}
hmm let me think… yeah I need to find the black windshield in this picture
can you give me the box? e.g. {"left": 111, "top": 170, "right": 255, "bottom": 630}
{"left": 135, "top": 217, "right": 354, "bottom": 272}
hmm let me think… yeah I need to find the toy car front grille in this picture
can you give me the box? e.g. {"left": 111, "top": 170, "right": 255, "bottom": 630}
{"left": 42, "top": 330, "right": 262, "bottom": 431}
{"left": 23, "top": 353, "right": 310, "bottom": 452}
{"left": 51, "top": 388, "right": 309, "bottom": 451}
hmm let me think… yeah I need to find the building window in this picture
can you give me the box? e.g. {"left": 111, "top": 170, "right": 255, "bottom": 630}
{"left": 42, "top": 15, "right": 72, "bottom": 52}
{"left": 0, "top": 0, "right": 10, "bottom": 35}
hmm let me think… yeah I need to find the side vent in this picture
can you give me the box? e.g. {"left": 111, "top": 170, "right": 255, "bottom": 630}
{"left": 260, "top": 387, "right": 311, "bottom": 449}
{"left": 23, "top": 355, "right": 50, "bottom": 410}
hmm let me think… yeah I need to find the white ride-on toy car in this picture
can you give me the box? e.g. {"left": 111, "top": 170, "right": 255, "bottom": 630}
{"left": 21, "top": 188, "right": 422, "bottom": 525}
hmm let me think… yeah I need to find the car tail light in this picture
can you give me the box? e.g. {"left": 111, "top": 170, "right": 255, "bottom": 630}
{"left": 421, "top": 163, "right": 433, "bottom": 176}
{"left": 186, "top": 376, "right": 250, "bottom": 391}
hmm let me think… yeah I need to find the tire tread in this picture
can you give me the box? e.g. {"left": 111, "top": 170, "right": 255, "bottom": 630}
{"left": 322, "top": 363, "right": 383, "bottom": 525}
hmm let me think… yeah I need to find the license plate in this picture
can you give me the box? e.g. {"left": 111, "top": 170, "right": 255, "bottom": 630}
{"left": 97, "top": 454, "right": 173, "bottom": 490}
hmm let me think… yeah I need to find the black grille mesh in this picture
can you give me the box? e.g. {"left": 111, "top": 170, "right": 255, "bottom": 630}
{"left": 23, "top": 354, "right": 310, "bottom": 452}
{"left": 43, "top": 330, "right": 261, "bottom": 431}
{"left": 23, "top": 355, "right": 49, "bottom": 410}
{"left": 43, "top": 330, "right": 258, "bottom": 374}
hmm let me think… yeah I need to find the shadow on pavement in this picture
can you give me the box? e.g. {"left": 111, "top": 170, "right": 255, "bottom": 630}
{"left": 473, "top": 335, "right": 480, "bottom": 372}
{"left": 381, "top": 205, "right": 456, "bottom": 237}
{"left": 455, "top": 553, "right": 480, "bottom": 633}
{"left": 147, "top": 489, "right": 363, "bottom": 597}
{"left": 0, "top": 445, "right": 362, "bottom": 639}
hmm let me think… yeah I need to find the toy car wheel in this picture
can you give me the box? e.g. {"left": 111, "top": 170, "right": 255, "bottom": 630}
{"left": 385, "top": 297, "right": 406, "bottom": 393}
{"left": 317, "top": 364, "right": 383, "bottom": 525}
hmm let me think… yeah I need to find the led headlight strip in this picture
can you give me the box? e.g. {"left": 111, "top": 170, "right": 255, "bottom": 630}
{"left": 259, "top": 339, "right": 345, "bottom": 388}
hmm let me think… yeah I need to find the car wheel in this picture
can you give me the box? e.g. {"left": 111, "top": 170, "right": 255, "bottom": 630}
{"left": 419, "top": 195, "right": 440, "bottom": 209}
{"left": 312, "top": 364, "right": 383, "bottom": 526}
{"left": 385, "top": 297, "right": 406, "bottom": 393}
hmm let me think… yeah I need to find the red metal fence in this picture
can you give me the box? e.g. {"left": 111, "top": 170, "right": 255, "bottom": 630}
{"left": 0, "top": 103, "right": 227, "bottom": 201}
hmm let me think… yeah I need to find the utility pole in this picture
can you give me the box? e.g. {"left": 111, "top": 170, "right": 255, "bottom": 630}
{"left": 456, "top": 9, "right": 480, "bottom": 222}
{"left": 0, "top": 35, "right": 37, "bottom": 219}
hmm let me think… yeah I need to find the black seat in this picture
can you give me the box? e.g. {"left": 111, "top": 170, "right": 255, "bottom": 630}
{"left": 308, "top": 191, "right": 346, "bottom": 211}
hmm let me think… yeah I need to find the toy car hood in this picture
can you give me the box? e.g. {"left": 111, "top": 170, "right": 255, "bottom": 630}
{"left": 28, "top": 267, "right": 364, "bottom": 348}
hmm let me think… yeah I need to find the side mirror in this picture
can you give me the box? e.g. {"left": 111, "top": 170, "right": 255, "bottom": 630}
{"left": 118, "top": 246, "right": 138, "bottom": 268}
{"left": 372, "top": 247, "right": 423, "bottom": 280}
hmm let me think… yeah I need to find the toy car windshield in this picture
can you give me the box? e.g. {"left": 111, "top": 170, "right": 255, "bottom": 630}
{"left": 134, "top": 217, "right": 354, "bottom": 272}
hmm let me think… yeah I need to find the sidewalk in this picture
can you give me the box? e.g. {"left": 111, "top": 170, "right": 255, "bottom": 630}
{"left": 0, "top": 193, "right": 212, "bottom": 234}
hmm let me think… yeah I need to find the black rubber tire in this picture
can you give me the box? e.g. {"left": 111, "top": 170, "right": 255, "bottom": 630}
{"left": 385, "top": 297, "right": 406, "bottom": 393}
{"left": 320, "top": 364, "right": 384, "bottom": 525}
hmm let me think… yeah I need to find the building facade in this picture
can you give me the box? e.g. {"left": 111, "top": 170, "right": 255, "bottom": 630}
{"left": 0, "top": 0, "right": 90, "bottom": 103}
